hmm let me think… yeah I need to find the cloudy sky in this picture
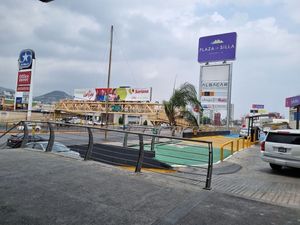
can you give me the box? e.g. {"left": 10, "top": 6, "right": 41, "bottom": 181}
{"left": 0, "top": 0, "right": 299, "bottom": 119}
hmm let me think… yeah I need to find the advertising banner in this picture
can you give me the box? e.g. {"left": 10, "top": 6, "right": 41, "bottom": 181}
{"left": 202, "top": 104, "right": 227, "bottom": 110}
{"left": 17, "top": 71, "right": 31, "bottom": 86}
{"left": 198, "top": 32, "right": 237, "bottom": 63}
{"left": 74, "top": 88, "right": 96, "bottom": 101}
{"left": 16, "top": 97, "right": 22, "bottom": 104}
{"left": 16, "top": 70, "right": 31, "bottom": 92}
{"left": 201, "top": 97, "right": 227, "bottom": 103}
{"left": 286, "top": 95, "right": 300, "bottom": 108}
{"left": 200, "top": 64, "right": 230, "bottom": 112}
{"left": 17, "top": 85, "right": 30, "bottom": 92}
{"left": 95, "top": 88, "right": 151, "bottom": 102}
{"left": 201, "top": 81, "right": 228, "bottom": 89}
{"left": 252, "top": 104, "right": 264, "bottom": 109}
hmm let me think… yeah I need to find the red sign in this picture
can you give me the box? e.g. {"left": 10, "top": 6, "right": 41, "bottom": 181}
{"left": 17, "top": 71, "right": 31, "bottom": 92}
{"left": 17, "top": 85, "right": 30, "bottom": 92}
{"left": 17, "top": 71, "right": 31, "bottom": 85}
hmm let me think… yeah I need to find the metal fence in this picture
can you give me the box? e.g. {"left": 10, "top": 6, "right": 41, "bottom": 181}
{"left": 0, "top": 120, "right": 213, "bottom": 189}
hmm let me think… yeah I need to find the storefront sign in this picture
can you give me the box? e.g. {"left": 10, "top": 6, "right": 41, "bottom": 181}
{"left": 286, "top": 95, "right": 300, "bottom": 107}
{"left": 18, "top": 49, "right": 35, "bottom": 70}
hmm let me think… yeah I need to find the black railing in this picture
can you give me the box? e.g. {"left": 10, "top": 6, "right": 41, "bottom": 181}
{"left": 0, "top": 120, "right": 213, "bottom": 190}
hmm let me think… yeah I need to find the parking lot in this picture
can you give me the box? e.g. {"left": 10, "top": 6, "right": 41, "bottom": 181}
{"left": 213, "top": 145, "right": 300, "bottom": 208}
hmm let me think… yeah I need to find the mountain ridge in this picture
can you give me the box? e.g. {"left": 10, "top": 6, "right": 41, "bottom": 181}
{"left": 0, "top": 87, "right": 72, "bottom": 104}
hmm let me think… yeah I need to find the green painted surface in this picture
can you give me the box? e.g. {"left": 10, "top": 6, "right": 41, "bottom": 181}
{"left": 133, "top": 141, "right": 231, "bottom": 166}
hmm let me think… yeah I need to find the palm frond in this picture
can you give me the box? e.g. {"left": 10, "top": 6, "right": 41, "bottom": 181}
{"left": 181, "top": 110, "right": 199, "bottom": 127}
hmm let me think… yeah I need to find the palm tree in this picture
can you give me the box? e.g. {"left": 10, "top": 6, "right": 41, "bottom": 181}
{"left": 163, "top": 82, "right": 202, "bottom": 127}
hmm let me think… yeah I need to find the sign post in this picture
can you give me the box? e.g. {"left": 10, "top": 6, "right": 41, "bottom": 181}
{"left": 198, "top": 32, "right": 237, "bottom": 128}
{"left": 16, "top": 49, "right": 35, "bottom": 120}
{"left": 285, "top": 95, "right": 300, "bottom": 130}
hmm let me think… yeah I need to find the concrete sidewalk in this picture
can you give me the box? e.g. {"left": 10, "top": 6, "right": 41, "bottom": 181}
{"left": 213, "top": 145, "right": 300, "bottom": 208}
{"left": 0, "top": 149, "right": 300, "bottom": 225}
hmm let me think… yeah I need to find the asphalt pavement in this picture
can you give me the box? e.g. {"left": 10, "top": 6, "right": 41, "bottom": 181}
{"left": 0, "top": 147, "right": 300, "bottom": 225}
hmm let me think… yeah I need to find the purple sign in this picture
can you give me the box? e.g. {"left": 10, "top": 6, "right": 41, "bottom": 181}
{"left": 252, "top": 104, "right": 264, "bottom": 109}
{"left": 198, "top": 32, "right": 237, "bottom": 63}
{"left": 286, "top": 95, "right": 300, "bottom": 107}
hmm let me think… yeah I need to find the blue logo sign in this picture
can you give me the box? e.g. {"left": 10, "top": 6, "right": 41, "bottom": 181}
{"left": 19, "top": 49, "right": 35, "bottom": 70}
{"left": 16, "top": 97, "right": 22, "bottom": 104}
{"left": 198, "top": 32, "right": 237, "bottom": 63}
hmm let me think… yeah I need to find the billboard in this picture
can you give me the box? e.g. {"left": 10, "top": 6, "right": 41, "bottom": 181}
{"left": 74, "top": 88, "right": 96, "bottom": 101}
{"left": 286, "top": 95, "right": 300, "bottom": 108}
{"left": 95, "top": 88, "right": 151, "bottom": 102}
{"left": 252, "top": 104, "right": 264, "bottom": 109}
{"left": 16, "top": 71, "right": 31, "bottom": 92}
{"left": 200, "top": 64, "right": 230, "bottom": 112}
{"left": 198, "top": 32, "right": 237, "bottom": 63}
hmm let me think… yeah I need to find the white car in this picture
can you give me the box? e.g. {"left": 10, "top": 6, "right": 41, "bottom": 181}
{"left": 25, "top": 141, "right": 82, "bottom": 159}
{"left": 239, "top": 128, "right": 249, "bottom": 138}
{"left": 261, "top": 129, "right": 300, "bottom": 170}
{"left": 17, "top": 123, "right": 42, "bottom": 132}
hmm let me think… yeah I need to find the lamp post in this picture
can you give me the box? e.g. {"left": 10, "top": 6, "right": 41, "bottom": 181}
{"left": 104, "top": 25, "right": 113, "bottom": 139}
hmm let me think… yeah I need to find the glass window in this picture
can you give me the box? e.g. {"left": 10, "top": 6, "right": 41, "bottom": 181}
{"left": 266, "top": 132, "right": 300, "bottom": 145}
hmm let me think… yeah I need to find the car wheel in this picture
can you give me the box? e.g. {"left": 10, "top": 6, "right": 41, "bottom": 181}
{"left": 269, "top": 163, "right": 282, "bottom": 171}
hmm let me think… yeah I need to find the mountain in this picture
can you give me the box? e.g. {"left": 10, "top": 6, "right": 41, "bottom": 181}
{"left": 0, "top": 86, "right": 15, "bottom": 99}
{"left": 33, "top": 91, "right": 72, "bottom": 104}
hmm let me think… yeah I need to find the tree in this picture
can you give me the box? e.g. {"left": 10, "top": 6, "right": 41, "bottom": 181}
{"left": 163, "top": 82, "right": 202, "bottom": 127}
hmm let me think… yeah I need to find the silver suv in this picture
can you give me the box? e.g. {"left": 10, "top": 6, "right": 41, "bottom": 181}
{"left": 261, "top": 129, "right": 300, "bottom": 170}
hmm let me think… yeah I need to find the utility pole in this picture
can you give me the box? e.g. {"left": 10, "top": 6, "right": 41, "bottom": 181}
{"left": 105, "top": 25, "right": 113, "bottom": 139}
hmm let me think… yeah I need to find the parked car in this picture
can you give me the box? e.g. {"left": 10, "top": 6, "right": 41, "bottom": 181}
{"left": 65, "top": 117, "right": 81, "bottom": 124}
{"left": 25, "top": 141, "right": 82, "bottom": 159}
{"left": 261, "top": 129, "right": 300, "bottom": 170}
{"left": 6, "top": 133, "right": 47, "bottom": 148}
{"left": 239, "top": 128, "right": 249, "bottom": 138}
{"left": 17, "top": 123, "right": 42, "bottom": 132}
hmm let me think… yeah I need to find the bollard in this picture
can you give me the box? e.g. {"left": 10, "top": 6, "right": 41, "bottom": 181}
{"left": 135, "top": 134, "right": 144, "bottom": 173}
{"left": 84, "top": 127, "right": 94, "bottom": 160}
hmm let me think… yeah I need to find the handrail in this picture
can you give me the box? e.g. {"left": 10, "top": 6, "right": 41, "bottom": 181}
{"left": 246, "top": 136, "right": 251, "bottom": 147}
{"left": 220, "top": 140, "right": 234, "bottom": 161}
{"left": 12, "top": 120, "right": 214, "bottom": 190}
{"left": 23, "top": 120, "right": 213, "bottom": 144}
{"left": 236, "top": 137, "right": 245, "bottom": 151}
{"left": 0, "top": 122, "right": 21, "bottom": 139}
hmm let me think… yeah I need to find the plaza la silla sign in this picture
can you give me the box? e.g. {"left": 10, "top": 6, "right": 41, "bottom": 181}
{"left": 198, "top": 32, "right": 237, "bottom": 63}
{"left": 19, "top": 49, "right": 35, "bottom": 70}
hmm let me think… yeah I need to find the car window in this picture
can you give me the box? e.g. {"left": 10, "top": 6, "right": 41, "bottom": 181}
{"left": 26, "top": 143, "right": 35, "bottom": 148}
{"left": 52, "top": 143, "right": 69, "bottom": 152}
{"left": 34, "top": 144, "right": 44, "bottom": 150}
{"left": 266, "top": 132, "right": 300, "bottom": 145}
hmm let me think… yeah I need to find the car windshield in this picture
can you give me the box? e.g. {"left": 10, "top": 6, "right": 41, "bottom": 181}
{"left": 266, "top": 132, "right": 300, "bottom": 145}
{"left": 51, "top": 143, "right": 70, "bottom": 152}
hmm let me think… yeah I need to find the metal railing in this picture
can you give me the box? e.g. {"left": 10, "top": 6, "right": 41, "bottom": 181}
{"left": 219, "top": 137, "right": 250, "bottom": 162}
{"left": 0, "top": 120, "right": 214, "bottom": 190}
